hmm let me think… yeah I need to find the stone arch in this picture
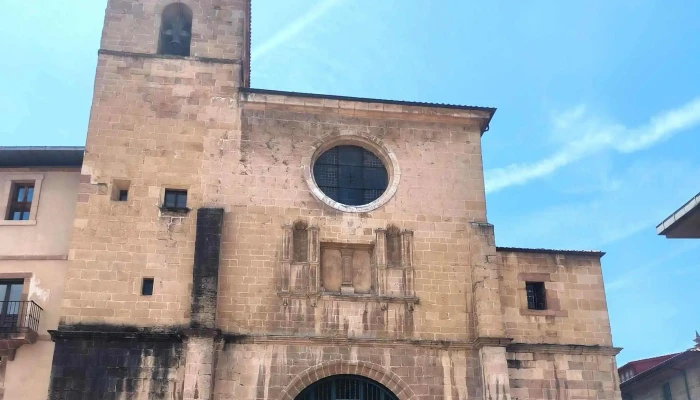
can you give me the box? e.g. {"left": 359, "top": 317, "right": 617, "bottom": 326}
{"left": 158, "top": 2, "right": 193, "bottom": 56}
{"left": 280, "top": 361, "right": 416, "bottom": 400}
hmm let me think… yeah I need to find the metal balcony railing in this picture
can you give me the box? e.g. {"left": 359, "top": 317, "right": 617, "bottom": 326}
{"left": 0, "top": 301, "right": 43, "bottom": 333}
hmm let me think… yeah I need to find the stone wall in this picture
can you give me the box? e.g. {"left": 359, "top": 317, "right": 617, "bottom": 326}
{"left": 213, "top": 341, "right": 484, "bottom": 400}
{"left": 498, "top": 249, "right": 613, "bottom": 347}
{"left": 60, "top": 53, "right": 241, "bottom": 326}
{"left": 100, "top": 0, "right": 249, "bottom": 61}
{"left": 507, "top": 350, "right": 621, "bottom": 399}
{"left": 47, "top": 330, "right": 184, "bottom": 400}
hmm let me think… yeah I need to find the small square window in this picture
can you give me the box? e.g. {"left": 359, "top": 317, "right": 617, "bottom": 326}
{"left": 118, "top": 190, "right": 128, "bottom": 202}
{"left": 6, "top": 182, "right": 34, "bottom": 221}
{"left": 111, "top": 179, "right": 131, "bottom": 202}
{"left": 141, "top": 278, "right": 154, "bottom": 296}
{"left": 526, "top": 281, "right": 547, "bottom": 310}
{"left": 163, "top": 189, "right": 188, "bottom": 210}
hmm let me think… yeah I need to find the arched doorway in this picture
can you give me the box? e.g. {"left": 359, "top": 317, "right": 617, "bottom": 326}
{"left": 295, "top": 375, "right": 399, "bottom": 400}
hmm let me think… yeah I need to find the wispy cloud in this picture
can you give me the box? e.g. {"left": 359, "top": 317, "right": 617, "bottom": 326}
{"left": 494, "top": 160, "right": 700, "bottom": 249}
{"left": 485, "top": 97, "right": 700, "bottom": 193}
{"left": 251, "top": 0, "right": 344, "bottom": 62}
{"left": 606, "top": 240, "right": 700, "bottom": 292}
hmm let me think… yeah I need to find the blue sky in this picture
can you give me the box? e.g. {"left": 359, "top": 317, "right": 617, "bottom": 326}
{"left": 1, "top": 0, "right": 699, "bottom": 364}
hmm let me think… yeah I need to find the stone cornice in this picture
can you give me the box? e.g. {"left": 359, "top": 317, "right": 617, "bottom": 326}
{"left": 222, "top": 334, "right": 474, "bottom": 350}
{"left": 471, "top": 337, "right": 514, "bottom": 349}
{"left": 98, "top": 49, "right": 241, "bottom": 65}
{"left": 48, "top": 326, "right": 622, "bottom": 357}
{"left": 507, "top": 342, "right": 622, "bottom": 356}
{"left": 239, "top": 89, "right": 494, "bottom": 128}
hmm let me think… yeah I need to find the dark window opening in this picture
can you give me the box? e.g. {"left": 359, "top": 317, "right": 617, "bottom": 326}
{"left": 313, "top": 145, "right": 388, "bottom": 206}
{"left": 0, "top": 280, "right": 24, "bottom": 329}
{"left": 158, "top": 3, "right": 193, "bottom": 57}
{"left": 386, "top": 225, "right": 402, "bottom": 267}
{"left": 6, "top": 182, "right": 34, "bottom": 221}
{"left": 662, "top": 382, "right": 672, "bottom": 400}
{"left": 293, "top": 221, "right": 308, "bottom": 262}
{"left": 526, "top": 281, "right": 547, "bottom": 310}
{"left": 118, "top": 189, "right": 129, "bottom": 202}
{"left": 141, "top": 278, "right": 154, "bottom": 296}
{"left": 163, "top": 189, "right": 188, "bottom": 210}
{"left": 296, "top": 375, "right": 398, "bottom": 400}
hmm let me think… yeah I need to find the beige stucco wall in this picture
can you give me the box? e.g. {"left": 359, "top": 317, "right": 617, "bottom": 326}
{"left": 0, "top": 170, "right": 80, "bottom": 256}
{"left": 0, "top": 168, "right": 79, "bottom": 400}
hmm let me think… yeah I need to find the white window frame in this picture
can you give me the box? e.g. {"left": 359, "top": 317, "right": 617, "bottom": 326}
{"left": 0, "top": 173, "right": 44, "bottom": 226}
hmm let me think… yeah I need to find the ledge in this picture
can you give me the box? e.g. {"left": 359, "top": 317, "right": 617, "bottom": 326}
{"left": 0, "top": 220, "right": 37, "bottom": 226}
{"left": 240, "top": 88, "right": 495, "bottom": 132}
{"left": 0, "top": 328, "right": 39, "bottom": 360}
{"left": 159, "top": 206, "right": 191, "bottom": 216}
{"left": 519, "top": 309, "right": 568, "bottom": 318}
{"left": 497, "top": 246, "right": 605, "bottom": 258}
{"left": 98, "top": 49, "right": 240, "bottom": 65}
{"left": 279, "top": 292, "right": 419, "bottom": 305}
{"left": 471, "top": 337, "right": 514, "bottom": 349}
{"left": 507, "top": 342, "right": 622, "bottom": 356}
{"left": 223, "top": 334, "right": 473, "bottom": 350}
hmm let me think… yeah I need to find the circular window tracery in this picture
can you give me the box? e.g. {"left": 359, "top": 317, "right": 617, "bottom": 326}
{"left": 304, "top": 134, "right": 401, "bottom": 213}
{"left": 313, "top": 145, "right": 389, "bottom": 206}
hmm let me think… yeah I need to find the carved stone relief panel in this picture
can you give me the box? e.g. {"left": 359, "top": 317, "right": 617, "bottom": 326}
{"left": 352, "top": 249, "right": 372, "bottom": 294}
{"left": 278, "top": 223, "right": 417, "bottom": 309}
{"left": 320, "top": 243, "right": 373, "bottom": 295}
{"left": 320, "top": 248, "right": 342, "bottom": 292}
{"left": 280, "top": 221, "right": 320, "bottom": 294}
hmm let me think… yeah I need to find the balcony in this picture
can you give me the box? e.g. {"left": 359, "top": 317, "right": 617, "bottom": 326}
{"left": 0, "top": 301, "right": 43, "bottom": 360}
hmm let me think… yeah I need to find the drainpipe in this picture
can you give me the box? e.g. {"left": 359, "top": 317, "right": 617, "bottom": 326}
{"left": 670, "top": 367, "right": 692, "bottom": 400}
{"left": 681, "top": 369, "right": 691, "bottom": 400}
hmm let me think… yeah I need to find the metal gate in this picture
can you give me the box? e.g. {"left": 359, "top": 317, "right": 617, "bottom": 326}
{"left": 295, "top": 375, "right": 398, "bottom": 400}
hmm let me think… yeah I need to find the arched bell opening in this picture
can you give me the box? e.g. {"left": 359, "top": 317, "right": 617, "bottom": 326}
{"left": 158, "top": 3, "right": 193, "bottom": 56}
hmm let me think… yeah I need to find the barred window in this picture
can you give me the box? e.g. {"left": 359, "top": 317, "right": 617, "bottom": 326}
{"left": 526, "top": 282, "right": 547, "bottom": 310}
{"left": 313, "top": 146, "right": 388, "bottom": 206}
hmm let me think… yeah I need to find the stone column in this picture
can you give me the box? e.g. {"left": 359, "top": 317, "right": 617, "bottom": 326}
{"left": 183, "top": 208, "right": 224, "bottom": 400}
{"left": 308, "top": 226, "right": 320, "bottom": 294}
{"left": 183, "top": 331, "right": 218, "bottom": 400}
{"left": 401, "top": 230, "right": 415, "bottom": 297}
{"left": 340, "top": 248, "right": 355, "bottom": 294}
{"left": 280, "top": 224, "right": 293, "bottom": 292}
{"left": 374, "top": 228, "right": 387, "bottom": 296}
{"left": 478, "top": 345, "right": 512, "bottom": 400}
{"left": 470, "top": 222, "right": 511, "bottom": 400}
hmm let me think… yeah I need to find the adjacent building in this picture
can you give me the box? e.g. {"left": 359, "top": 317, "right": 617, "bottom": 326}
{"left": 0, "top": 1, "right": 625, "bottom": 399}
{"left": 657, "top": 192, "right": 700, "bottom": 238}
{"left": 618, "top": 334, "right": 700, "bottom": 400}
{"left": 0, "top": 147, "right": 82, "bottom": 400}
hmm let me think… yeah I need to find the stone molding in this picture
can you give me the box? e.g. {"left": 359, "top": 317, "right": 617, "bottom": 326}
{"left": 0, "top": 255, "right": 67, "bottom": 261}
{"left": 280, "top": 360, "right": 416, "bottom": 400}
{"left": 471, "top": 337, "right": 514, "bottom": 349}
{"left": 506, "top": 342, "right": 622, "bottom": 356}
{"left": 97, "top": 49, "right": 242, "bottom": 65}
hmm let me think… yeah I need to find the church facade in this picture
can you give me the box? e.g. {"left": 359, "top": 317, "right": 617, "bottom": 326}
{"left": 44, "top": 1, "right": 623, "bottom": 399}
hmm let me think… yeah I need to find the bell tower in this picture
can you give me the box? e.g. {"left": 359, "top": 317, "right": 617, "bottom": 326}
{"left": 99, "top": 0, "right": 250, "bottom": 85}
{"left": 49, "top": 1, "right": 251, "bottom": 399}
